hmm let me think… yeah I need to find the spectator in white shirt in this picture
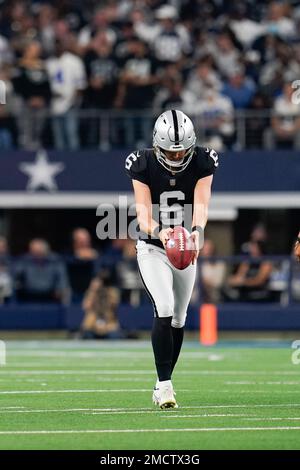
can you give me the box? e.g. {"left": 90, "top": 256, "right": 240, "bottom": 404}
{"left": 46, "top": 40, "right": 87, "bottom": 150}
{"left": 264, "top": 2, "right": 296, "bottom": 40}
{"left": 267, "top": 82, "right": 300, "bottom": 149}
{"left": 193, "top": 84, "right": 235, "bottom": 149}
{"left": 211, "top": 32, "right": 241, "bottom": 79}
{"left": 184, "top": 58, "right": 222, "bottom": 100}
{"left": 0, "top": 34, "right": 13, "bottom": 67}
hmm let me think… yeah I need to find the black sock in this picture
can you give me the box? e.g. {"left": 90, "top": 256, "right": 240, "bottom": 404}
{"left": 171, "top": 326, "right": 184, "bottom": 374}
{"left": 151, "top": 317, "right": 173, "bottom": 381}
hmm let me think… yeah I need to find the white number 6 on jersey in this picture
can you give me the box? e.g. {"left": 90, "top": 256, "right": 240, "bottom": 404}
{"left": 160, "top": 191, "right": 185, "bottom": 226}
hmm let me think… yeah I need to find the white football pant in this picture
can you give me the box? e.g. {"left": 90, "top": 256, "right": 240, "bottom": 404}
{"left": 136, "top": 240, "right": 197, "bottom": 328}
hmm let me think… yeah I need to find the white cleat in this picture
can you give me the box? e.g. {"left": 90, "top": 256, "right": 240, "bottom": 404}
{"left": 152, "top": 387, "right": 160, "bottom": 406}
{"left": 154, "top": 384, "right": 178, "bottom": 409}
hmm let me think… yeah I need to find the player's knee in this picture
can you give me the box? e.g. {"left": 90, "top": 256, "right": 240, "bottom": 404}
{"left": 171, "top": 316, "right": 186, "bottom": 329}
{"left": 156, "top": 303, "right": 173, "bottom": 318}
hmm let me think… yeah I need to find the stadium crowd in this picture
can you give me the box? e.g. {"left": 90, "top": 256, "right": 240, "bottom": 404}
{"left": 0, "top": 0, "right": 300, "bottom": 150}
{"left": 1, "top": 223, "right": 300, "bottom": 338}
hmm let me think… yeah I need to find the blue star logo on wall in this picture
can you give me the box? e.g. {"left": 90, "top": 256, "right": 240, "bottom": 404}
{"left": 19, "top": 149, "right": 65, "bottom": 192}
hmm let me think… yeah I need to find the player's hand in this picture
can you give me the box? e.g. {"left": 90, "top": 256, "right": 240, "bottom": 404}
{"left": 294, "top": 232, "right": 300, "bottom": 262}
{"left": 159, "top": 228, "right": 174, "bottom": 248}
{"left": 190, "top": 230, "right": 200, "bottom": 265}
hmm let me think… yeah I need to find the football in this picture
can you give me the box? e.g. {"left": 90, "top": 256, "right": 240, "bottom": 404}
{"left": 165, "top": 226, "right": 195, "bottom": 270}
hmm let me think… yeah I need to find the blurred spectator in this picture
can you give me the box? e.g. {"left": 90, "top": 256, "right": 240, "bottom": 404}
{"left": 115, "top": 38, "right": 158, "bottom": 146}
{"left": 80, "top": 273, "right": 121, "bottom": 339}
{"left": 266, "top": 82, "right": 300, "bottom": 149}
{"left": 264, "top": 1, "right": 296, "bottom": 40}
{"left": 245, "top": 92, "right": 271, "bottom": 149}
{"left": 240, "top": 222, "right": 269, "bottom": 260}
{"left": 72, "top": 228, "right": 98, "bottom": 260}
{"left": 0, "top": 34, "right": 13, "bottom": 66}
{"left": 199, "top": 240, "right": 226, "bottom": 303}
{"left": 193, "top": 84, "right": 234, "bottom": 149}
{"left": 184, "top": 58, "right": 221, "bottom": 100}
{"left": 83, "top": 31, "right": 119, "bottom": 147}
{"left": 114, "top": 20, "right": 137, "bottom": 60}
{"left": 102, "top": 238, "right": 127, "bottom": 266}
{"left": 46, "top": 39, "right": 86, "bottom": 150}
{"left": 0, "top": 236, "right": 12, "bottom": 303}
{"left": 78, "top": 7, "right": 117, "bottom": 53}
{"left": 0, "top": 65, "right": 16, "bottom": 149}
{"left": 12, "top": 41, "right": 51, "bottom": 150}
{"left": 151, "top": 5, "right": 191, "bottom": 65}
{"left": 36, "top": 4, "right": 57, "bottom": 55}
{"left": 115, "top": 239, "right": 144, "bottom": 306}
{"left": 155, "top": 75, "right": 195, "bottom": 113}
{"left": 0, "top": 236, "right": 9, "bottom": 258}
{"left": 5, "top": 3, "right": 36, "bottom": 57}
{"left": 211, "top": 31, "right": 241, "bottom": 79}
{"left": 259, "top": 41, "right": 300, "bottom": 97}
{"left": 222, "top": 65, "right": 256, "bottom": 109}
{"left": 66, "top": 228, "right": 98, "bottom": 301}
{"left": 15, "top": 238, "right": 68, "bottom": 303}
{"left": 52, "top": 19, "right": 80, "bottom": 56}
{"left": 229, "top": 4, "right": 266, "bottom": 48}
{"left": 224, "top": 241, "right": 273, "bottom": 302}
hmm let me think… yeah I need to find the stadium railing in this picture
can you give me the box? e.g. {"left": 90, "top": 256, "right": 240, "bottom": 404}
{"left": 7, "top": 108, "right": 283, "bottom": 151}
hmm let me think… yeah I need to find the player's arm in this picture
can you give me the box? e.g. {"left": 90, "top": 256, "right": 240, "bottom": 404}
{"left": 132, "top": 179, "right": 173, "bottom": 246}
{"left": 242, "top": 262, "right": 273, "bottom": 287}
{"left": 190, "top": 174, "right": 213, "bottom": 263}
{"left": 227, "top": 262, "right": 250, "bottom": 286}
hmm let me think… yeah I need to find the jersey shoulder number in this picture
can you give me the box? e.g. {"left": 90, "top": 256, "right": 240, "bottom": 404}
{"left": 125, "top": 149, "right": 149, "bottom": 184}
{"left": 205, "top": 147, "right": 219, "bottom": 168}
{"left": 195, "top": 146, "right": 219, "bottom": 178}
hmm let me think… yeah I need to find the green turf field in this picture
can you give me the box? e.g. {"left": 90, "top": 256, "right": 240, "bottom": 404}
{"left": 0, "top": 339, "right": 300, "bottom": 450}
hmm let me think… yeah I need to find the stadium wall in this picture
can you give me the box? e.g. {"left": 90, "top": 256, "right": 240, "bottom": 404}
{"left": 0, "top": 150, "right": 299, "bottom": 210}
{"left": 1, "top": 303, "right": 300, "bottom": 331}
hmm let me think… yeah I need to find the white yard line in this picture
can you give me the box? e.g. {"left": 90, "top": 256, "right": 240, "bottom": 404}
{"left": 1, "top": 388, "right": 298, "bottom": 396}
{"left": 1, "top": 404, "right": 300, "bottom": 413}
{"left": 6, "top": 351, "right": 224, "bottom": 360}
{"left": 1, "top": 370, "right": 299, "bottom": 376}
{"left": 225, "top": 381, "right": 300, "bottom": 385}
{"left": 0, "top": 377, "right": 152, "bottom": 383}
{"left": 0, "top": 426, "right": 300, "bottom": 435}
{"left": 0, "top": 388, "right": 190, "bottom": 395}
{"left": 245, "top": 417, "right": 300, "bottom": 421}
{"left": 0, "top": 370, "right": 155, "bottom": 375}
{"left": 0, "top": 407, "right": 26, "bottom": 410}
{"left": 163, "top": 414, "right": 252, "bottom": 418}
{"left": 0, "top": 407, "right": 154, "bottom": 412}
{"left": 205, "top": 390, "right": 300, "bottom": 394}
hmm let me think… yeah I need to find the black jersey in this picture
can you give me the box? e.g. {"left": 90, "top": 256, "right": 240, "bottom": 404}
{"left": 125, "top": 146, "right": 219, "bottom": 248}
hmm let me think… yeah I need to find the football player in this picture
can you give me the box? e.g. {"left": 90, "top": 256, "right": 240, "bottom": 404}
{"left": 125, "top": 109, "right": 218, "bottom": 409}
